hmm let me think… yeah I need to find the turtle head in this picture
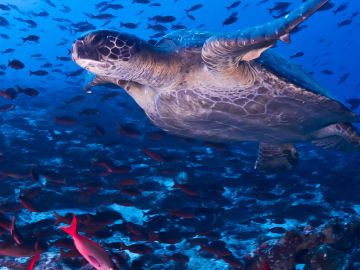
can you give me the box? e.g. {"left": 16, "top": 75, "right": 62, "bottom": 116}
{"left": 72, "top": 30, "right": 144, "bottom": 78}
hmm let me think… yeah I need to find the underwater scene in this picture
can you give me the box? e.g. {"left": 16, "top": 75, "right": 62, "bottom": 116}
{"left": 0, "top": 0, "right": 360, "bottom": 269}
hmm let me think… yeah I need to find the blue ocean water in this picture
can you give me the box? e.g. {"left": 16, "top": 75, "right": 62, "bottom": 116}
{"left": 0, "top": 0, "right": 360, "bottom": 269}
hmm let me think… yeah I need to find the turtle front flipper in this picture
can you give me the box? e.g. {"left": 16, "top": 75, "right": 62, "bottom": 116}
{"left": 83, "top": 73, "right": 115, "bottom": 93}
{"left": 83, "top": 73, "right": 154, "bottom": 111}
{"left": 202, "top": 0, "right": 329, "bottom": 73}
{"left": 311, "top": 123, "right": 360, "bottom": 151}
{"left": 255, "top": 143, "right": 299, "bottom": 172}
{"left": 83, "top": 73, "right": 132, "bottom": 93}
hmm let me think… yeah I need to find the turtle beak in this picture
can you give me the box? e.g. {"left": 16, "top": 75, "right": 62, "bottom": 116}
{"left": 72, "top": 39, "right": 100, "bottom": 62}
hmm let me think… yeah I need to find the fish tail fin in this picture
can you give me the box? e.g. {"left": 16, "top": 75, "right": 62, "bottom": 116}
{"left": 60, "top": 215, "right": 78, "bottom": 237}
{"left": 34, "top": 240, "right": 39, "bottom": 252}
{"left": 54, "top": 212, "right": 67, "bottom": 225}
{"left": 83, "top": 12, "right": 92, "bottom": 18}
{"left": 29, "top": 71, "right": 33, "bottom": 75}
{"left": 22, "top": 37, "right": 27, "bottom": 42}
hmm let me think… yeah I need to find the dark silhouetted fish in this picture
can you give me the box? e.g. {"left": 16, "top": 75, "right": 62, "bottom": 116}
{"left": 149, "top": 15, "right": 176, "bottom": 23}
{"left": 30, "top": 70, "right": 49, "bottom": 76}
{"left": 84, "top": 13, "right": 115, "bottom": 20}
{"left": 45, "top": 0, "right": 56, "bottom": 7}
{"left": 120, "top": 22, "right": 139, "bottom": 29}
{"left": 268, "top": 1, "right": 291, "bottom": 14}
{"left": 227, "top": 1, "right": 241, "bottom": 11}
{"left": 22, "top": 35, "right": 40, "bottom": 43}
{"left": 337, "top": 19, "right": 352, "bottom": 27}
{"left": 333, "top": 3, "right": 348, "bottom": 15}
{"left": 346, "top": 98, "right": 360, "bottom": 110}
{"left": 338, "top": 73, "right": 349, "bottom": 85}
{"left": 8, "top": 59, "right": 25, "bottom": 69}
{"left": 133, "top": 0, "right": 151, "bottom": 4}
{"left": 321, "top": 69, "right": 334, "bottom": 75}
{"left": 0, "top": 4, "right": 11, "bottom": 11}
{"left": 32, "top": 10, "right": 49, "bottom": 17}
{"left": 1, "top": 48, "right": 14, "bottom": 54}
{"left": 318, "top": 1, "right": 334, "bottom": 12}
{"left": 290, "top": 52, "right": 305, "bottom": 59}
{"left": 223, "top": 12, "right": 238, "bottom": 26}
{"left": 185, "top": 4, "right": 203, "bottom": 14}
{"left": 0, "top": 16, "right": 10, "bottom": 27}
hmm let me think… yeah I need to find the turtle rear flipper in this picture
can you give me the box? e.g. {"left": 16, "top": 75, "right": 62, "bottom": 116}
{"left": 202, "top": 0, "right": 329, "bottom": 73}
{"left": 311, "top": 123, "right": 360, "bottom": 151}
{"left": 255, "top": 143, "right": 299, "bottom": 172}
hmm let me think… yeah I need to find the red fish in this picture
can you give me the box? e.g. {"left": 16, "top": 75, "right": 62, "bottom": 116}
{"left": 200, "top": 242, "right": 232, "bottom": 257}
{"left": 260, "top": 261, "right": 271, "bottom": 270}
{"left": 164, "top": 253, "right": 189, "bottom": 264}
{"left": 118, "top": 123, "right": 141, "bottom": 138}
{"left": 26, "top": 242, "right": 40, "bottom": 270}
{"left": 120, "top": 187, "right": 143, "bottom": 197}
{"left": 10, "top": 217, "right": 24, "bottom": 245}
{"left": 173, "top": 180, "right": 199, "bottom": 196}
{"left": 54, "top": 212, "right": 72, "bottom": 225}
{"left": 19, "top": 195, "right": 38, "bottom": 212}
{"left": 146, "top": 130, "right": 165, "bottom": 140}
{"left": 142, "top": 148, "right": 164, "bottom": 162}
{"left": 93, "top": 160, "right": 130, "bottom": 176}
{"left": 119, "top": 242, "right": 153, "bottom": 254}
{"left": 0, "top": 89, "right": 17, "bottom": 100}
{"left": 78, "top": 182, "right": 102, "bottom": 196}
{"left": 54, "top": 115, "right": 78, "bottom": 125}
{"left": 168, "top": 208, "right": 196, "bottom": 219}
{"left": 60, "top": 215, "right": 115, "bottom": 270}
{"left": 118, "top": 178, "right": 138, "bottom": 186}
{"left": 0, "top": 104, "right": 15, "bottom": 112}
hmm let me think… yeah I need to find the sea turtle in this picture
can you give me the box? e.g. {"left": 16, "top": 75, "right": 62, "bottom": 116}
{"left": 71, "top": 0, "right": 360, "bottom": 171}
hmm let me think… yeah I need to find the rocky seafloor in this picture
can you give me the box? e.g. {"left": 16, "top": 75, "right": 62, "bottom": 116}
{"left": 0, "top": 85, "right": 359, "bottom": 269}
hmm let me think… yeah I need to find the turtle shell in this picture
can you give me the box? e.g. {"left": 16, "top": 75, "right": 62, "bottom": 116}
{"left": 257, "top": 50, "right": 330, "bottom": 97}
{"left": 157, "top": 30, "right": 329, "bottom": 98}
